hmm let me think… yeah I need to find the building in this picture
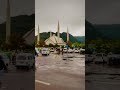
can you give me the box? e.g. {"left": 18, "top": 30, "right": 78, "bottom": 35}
{"left": 45, "top": 21, "right": 66, "bottom": 46}
{"left": 45, "top": 34, "right": 66, "bottom": 46}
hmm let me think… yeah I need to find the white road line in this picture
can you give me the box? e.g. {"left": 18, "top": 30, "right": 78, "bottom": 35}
{"left": 35, "top": 80, "right": 51, "bottom": 85}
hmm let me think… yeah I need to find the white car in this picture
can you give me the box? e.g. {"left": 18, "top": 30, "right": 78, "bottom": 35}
{"left": 15, "top": 53, "right": 35, "bottom": 69}
{"left": 41, "top": 48, "right": 50, "bottom": 55}
{"left": 68, "top": 48, "right": 74, "bottom": 53}
{"left": 0, "top": 53, "right": 10, "bottom": 67}
{"left": 86, "top": 54, "right": 94, "bottom": 63}
{"left": 35, "top": 48, "right": 40, "bottom": 54}
{"left": 80, "top": 48, "right": 85, "bottom": 54}
{"left": 94, "top": 53, "right": 108, "bottom": 64}
{"left": 63, "top": 48, "right": 68, "bottom": 53}
{"left": 74, "top": 48, "right": 79, "bottom": 53}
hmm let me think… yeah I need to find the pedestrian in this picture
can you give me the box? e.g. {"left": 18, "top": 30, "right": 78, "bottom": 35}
{"left": 0, "top": 56, "right": 7, "bottom": 88}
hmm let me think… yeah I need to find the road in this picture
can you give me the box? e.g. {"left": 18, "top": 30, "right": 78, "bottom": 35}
{"left": 35, "top": 53, "right": 85, "bottom": 90}
{"left": 0, "top": 53, "right": 85, "bottom": 90}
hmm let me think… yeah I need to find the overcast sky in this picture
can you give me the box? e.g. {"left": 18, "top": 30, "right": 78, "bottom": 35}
{"left": 86, "top": 0, "right": 120, "bottom": 24}
{"left": 0, "top": 0, "right": 34, "bottom": 23}
{"left": 35, "top": 0, "right": 85, "bottom": 36}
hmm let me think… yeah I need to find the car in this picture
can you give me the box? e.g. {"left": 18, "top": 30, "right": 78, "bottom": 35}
{"left": 94, "top": 53, "right": 108, "bottom": 64}
{"left": 35, "top": 48, "right": 40, "bottom": 54}
{"left": 74, "top": 48, "right": 79, "bottom": 53}
{"left": 0, "top": 53, "right": 10, "bottom": 67}
{"left": 41, "top": 48, "right": 50, "bottom": 55}
{"left": 80, "top": 48, "right": 85, "bottom": 54}
{"left": 15, "top": 53, "right": 35, "bottom": 69}
{"left": 68, "top": 48, "right": 74, "bottom": 53}
{"left": 63, "top": 48, "right": 68, "bottom": 53}
{"left": 85, "top": 54, "right": 94, "bottom": 63}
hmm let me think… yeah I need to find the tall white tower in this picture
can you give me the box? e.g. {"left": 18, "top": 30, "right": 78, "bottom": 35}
{"left": 57, "top": 21, "right": 60, "bottom": 38}
{"left": 50, "top": 31, "right": 52, "bottom": 37}
{"left": 67, "top": 27, "right": 69, "bottom": 42}
{"left": 37, "top": 25, "right": 40, "bottom": 45}
{"left": 6, "top": 0, "right": 11, "bottom": 43}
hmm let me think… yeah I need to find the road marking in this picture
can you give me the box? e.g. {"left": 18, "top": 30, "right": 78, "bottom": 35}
{"left": 35, "top": 80, "right": 50, "bottom": 85}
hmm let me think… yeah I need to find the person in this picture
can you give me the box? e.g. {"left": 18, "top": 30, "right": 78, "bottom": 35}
{"left": 0, "top": 56, "right": 7, "bottom": 88}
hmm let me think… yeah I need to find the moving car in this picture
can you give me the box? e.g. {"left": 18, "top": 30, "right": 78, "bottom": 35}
{"left": 41, "top": 48, "right": 50, "bottom": 55}
{"left": 15, "top": 53, "right": 34, "bottom": 69}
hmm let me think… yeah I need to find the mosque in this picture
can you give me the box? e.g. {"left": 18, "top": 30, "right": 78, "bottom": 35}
{"left": 37, "top": 21, "right": 70, "bottom": 46}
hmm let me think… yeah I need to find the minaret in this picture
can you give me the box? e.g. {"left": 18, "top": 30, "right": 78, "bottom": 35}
{"left": 37, "top": 25, "right": 40, "bottom": 45}
{"left": 57, "top": 21, "right": 60, "bottom": 38}
{"left": 67, "top": 27, "right": 69, "bottom": 42}
{"left": 50, "top": 31, "right": 52, "bottom": 37}
{"left": 6, "top": 0, "right": 11, "bottom": 43}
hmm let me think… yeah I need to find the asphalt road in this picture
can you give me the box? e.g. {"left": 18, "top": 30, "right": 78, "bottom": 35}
{"left": 0, "top": 53, "right": 85, "bottom": 90}
{"left": 35, "top": 53, "right": 85, "bottom": 90}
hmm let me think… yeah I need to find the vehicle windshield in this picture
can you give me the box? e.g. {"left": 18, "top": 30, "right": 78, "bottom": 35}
{"left": 17, "top": 56, "right": 26, "bottom": 60}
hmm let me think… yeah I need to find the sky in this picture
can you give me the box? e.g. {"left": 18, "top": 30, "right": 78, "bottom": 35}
{"left": 86, "top": 0, "right": 120, "bottom": 24}
{"left": 0, "top": 0, "right": 34, "bottom": 23}
{"left": 35, "top": 0, "right": 85, "bottom": 36}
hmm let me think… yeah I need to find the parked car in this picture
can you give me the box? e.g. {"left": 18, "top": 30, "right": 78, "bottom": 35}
{"left": 15, "top": 53, "right": 35, "bottom": 69}
{"left": 94, "top": 53, "right": 108, "bottom": 64}
{"left": 35, "top": 48, "right": 40, "bottom": 54}
{"left": 68, "top": 48, "right": 74, "bottom": 53}
{"left": 74, "top": 48, "right": 79, "bottom": 53}
{"left": 85, "top": 54, "right": 94, "bottom": 63}
{"left": 41, "top": 48, "right": 50, "bottom": 55}
{"left": 0, "top": 53, "right": 10, "bottom": 67}
{"left": 80, "top": 48, "right": 85, "bottom": 54}
{"left": 63, "top": 48, "right": 68, "bottom": 53}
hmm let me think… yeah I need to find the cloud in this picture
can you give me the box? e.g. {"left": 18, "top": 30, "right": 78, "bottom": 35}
{"left": 35, "top": 0, "right": 85, "bottom": 36}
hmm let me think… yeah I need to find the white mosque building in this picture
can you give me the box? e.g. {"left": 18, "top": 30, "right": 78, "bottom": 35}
{"left": 36, "top": 21, "right": 70, "bottom": 46}
{"left": 44, "top": 21, "right": 67, "bottom": 46}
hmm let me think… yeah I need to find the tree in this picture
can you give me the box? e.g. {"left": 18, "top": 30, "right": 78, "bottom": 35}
{"left": 8, "top": 33, "right": 26, "bottom": 50}
{"left": 67, "top": 41, "right": 72, "bottom": 47}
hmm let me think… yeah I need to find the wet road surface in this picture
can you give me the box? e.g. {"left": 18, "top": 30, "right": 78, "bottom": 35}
{"left": 35, "top": 53, "right": 85, "bottom": 90}
{"left": 86, "top": 63, "right": 120, "bottom": 90}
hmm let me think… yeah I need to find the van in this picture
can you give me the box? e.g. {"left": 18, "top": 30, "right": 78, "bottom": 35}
{"left": 15, "top": 53, "right": 34, "bottom": 69}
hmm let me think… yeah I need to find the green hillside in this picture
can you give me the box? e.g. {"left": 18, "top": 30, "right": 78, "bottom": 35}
{"left": 0, "top": 14, "right": 35, "bottom": 41}
{"left": 36, "top": 32, "right": 79, "bottom": 43}
{"left": 94, "top": 24, "right": 120, "bottom": 40}
{"left": 75, "top": 36, "right": 85, "bottom": 43}
{"left": 85, "top": 20, "right": 103, "bottom": 40}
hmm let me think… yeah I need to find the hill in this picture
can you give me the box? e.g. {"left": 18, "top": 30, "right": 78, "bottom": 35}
{"left": 85, "top": 20, "right": 103, "bottom": 40}
{"left": 0, "top": 14, "right": 35, "bottom": 41}
{"left": 94, "top": 24, "right": 120, "bottom": 40}
{"left": 74, "top": 36, "right": 85, "bottom": 43}
{"left": 35, "top": 32, "right": 80, "bottom": 43}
